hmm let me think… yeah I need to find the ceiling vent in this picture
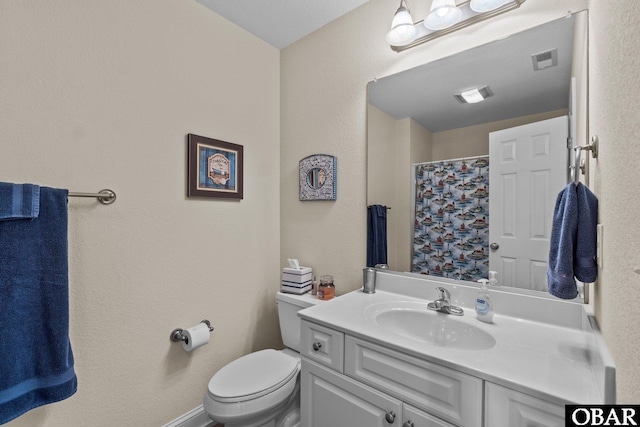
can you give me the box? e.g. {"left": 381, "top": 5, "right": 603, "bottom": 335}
{"left": 531, "top": 48, "right": 558, "bottom": 71}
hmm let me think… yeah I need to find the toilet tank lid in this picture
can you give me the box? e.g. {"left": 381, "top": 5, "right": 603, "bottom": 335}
{"left": 276, "top": 291, "right": 325, "bottom": 308}
{"left": 207, "top": 349, "right": 299, "bottom": 401}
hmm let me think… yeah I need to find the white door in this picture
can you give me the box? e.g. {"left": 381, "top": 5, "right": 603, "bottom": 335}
{"left": 489, "top": 116, "right": 568, "bottom": 291}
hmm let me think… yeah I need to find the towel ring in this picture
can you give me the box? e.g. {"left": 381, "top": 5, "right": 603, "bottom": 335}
{"left": 573, "top": 136, "right": 599, "bottom": 185}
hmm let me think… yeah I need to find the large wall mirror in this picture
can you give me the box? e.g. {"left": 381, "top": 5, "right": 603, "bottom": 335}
{"left": 367, "top": 11, "right": 588, "bottom": 295}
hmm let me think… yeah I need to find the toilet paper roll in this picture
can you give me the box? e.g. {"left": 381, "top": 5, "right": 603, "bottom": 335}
{"left": 181, "top": 322, "right": 210, "bottom": 352}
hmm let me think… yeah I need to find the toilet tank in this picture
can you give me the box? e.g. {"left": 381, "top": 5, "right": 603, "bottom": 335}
{"left": 276, "top": 291, "right": 324, "bottom": 352}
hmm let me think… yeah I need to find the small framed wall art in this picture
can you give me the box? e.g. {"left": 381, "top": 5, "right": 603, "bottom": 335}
{"left": 299, "top": 154, "right": 337, "bottom": 201}
{"left": 188, "top": 133, "right": 243, "bottom": 199}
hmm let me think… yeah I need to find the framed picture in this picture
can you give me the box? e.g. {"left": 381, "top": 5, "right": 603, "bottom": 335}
{"left": 299, "top": 154, "right": 337, "bottom": 201}
{"left": 188, "top": 134, "right": 243, "bottom": 199}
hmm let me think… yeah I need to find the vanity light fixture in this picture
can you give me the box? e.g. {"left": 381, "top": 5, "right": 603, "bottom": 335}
{"left": 388, "top": 0, "right": 526, "bottom": 52}
{"left": 454, "top": 86, "right": 493, "bottom": 103}
{"left": 386, "top": 0, "right": 419, "bottom": 46}
{"left": 425, "top": 0, "right": 462, "bottom": 30}
{"left": 469, "top": 0, "right": 510, "bottom": 13}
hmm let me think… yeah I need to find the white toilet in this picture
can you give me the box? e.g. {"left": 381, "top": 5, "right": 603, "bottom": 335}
{"left": 203, "top": 291, "right": 323, "bottom": 427}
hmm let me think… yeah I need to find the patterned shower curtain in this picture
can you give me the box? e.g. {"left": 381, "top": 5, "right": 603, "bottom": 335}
{"left": 412, "top": 156, "right": 489, "bottom": 282}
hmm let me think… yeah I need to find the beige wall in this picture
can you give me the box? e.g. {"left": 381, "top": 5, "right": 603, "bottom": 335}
{"left": 367, "top": 105, "right": 432, "bottom": 272}
{"left": 367, "top": 104, "right": 405, "bottom": 270}
{"left": 0, "top": 1, "right": 280, "bottom": 426}
{"left": 410, "top": 120, "right": 433, "bottom": 168}
{"left": 589, "top": 0, "right": 640, "bottom": 404}
{"left": 282, "top": 0, "right": 640, "bottom": 404}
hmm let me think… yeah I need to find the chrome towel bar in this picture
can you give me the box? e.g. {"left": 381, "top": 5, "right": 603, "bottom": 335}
{"left": 68, "top": 189, "right": 116, "bottom": 205}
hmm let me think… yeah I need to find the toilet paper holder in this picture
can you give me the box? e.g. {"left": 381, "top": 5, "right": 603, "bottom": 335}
{"left": 170, "top": 320, "right": 214, "bottom": 343}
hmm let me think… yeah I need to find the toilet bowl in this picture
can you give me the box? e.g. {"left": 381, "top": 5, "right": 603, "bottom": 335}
{"left": 203, "top": 292, "right": 323, "bottom": 427}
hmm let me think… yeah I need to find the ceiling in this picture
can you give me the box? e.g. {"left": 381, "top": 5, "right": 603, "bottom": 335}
{"left": 196, "top": 0, "right": 371, "bottom": 49}
{"left": 368, "top": 16, "right": 575, "bottom": 133}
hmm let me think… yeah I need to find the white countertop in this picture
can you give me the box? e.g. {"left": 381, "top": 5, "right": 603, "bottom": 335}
{"left": 299, "top": 288, "right": 605, "bottom": 405}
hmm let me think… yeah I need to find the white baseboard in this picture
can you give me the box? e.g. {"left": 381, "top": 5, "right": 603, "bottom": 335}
{"left": 162, "top": 404, "right": 216, "bottom": 427}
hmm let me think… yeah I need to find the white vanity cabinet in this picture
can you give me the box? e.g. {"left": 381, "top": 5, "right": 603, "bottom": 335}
{"left": 302, "top": 359, "right": 452, "bottom": 427}
{"left": 300, "top": 320, "right": 344, "bottom": 372}
{"left": 302, "top": 359, "right": 403, "bottom": 427}
{"left": 345, "top": 336, "right": 481, "bottom": 427}
{"left": 404, "top": 404, "right": 458, "bottom": 427}
{"left": 298, "top": 274, "right": 614, "bottom": 426}
{"left": 301, "top": 321, "right": 481, "bottom": 427}
{"left": 485, "top": 382, "right": 565, "bottom": 427}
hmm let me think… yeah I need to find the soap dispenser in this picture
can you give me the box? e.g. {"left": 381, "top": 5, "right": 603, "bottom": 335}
{"left": 488, "top": 270, "right": 499, "bottom": 287}
{"left": 475, "top": 279, "right": 494, "bottom": 323}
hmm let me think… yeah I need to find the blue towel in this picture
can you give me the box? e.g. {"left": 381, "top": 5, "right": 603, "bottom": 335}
{"left": 367, "top": 205, "right": 388, "bottom": 267}
{"left": 0, "top": 183, "right": 40, "bottom": 220}
{"left": 575, "top": 183, "right": 598, "bottom": 282}
{"left": 547, "top": 183, "right": 598, "bottom": 299}
{"left": 0, "top": 186, "right": 77, "bottom": 424}
{"left": 548, "top": 184, "right": 578, "bottom": 299}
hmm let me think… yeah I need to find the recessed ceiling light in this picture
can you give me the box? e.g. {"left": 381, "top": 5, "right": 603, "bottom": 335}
{"left": 454, "top": 86, "right": 493, "bottom": 104}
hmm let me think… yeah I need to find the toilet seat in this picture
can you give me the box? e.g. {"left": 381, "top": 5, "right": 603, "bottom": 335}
{"left": 207, "top": 349, "right": 299, "bottom": 402}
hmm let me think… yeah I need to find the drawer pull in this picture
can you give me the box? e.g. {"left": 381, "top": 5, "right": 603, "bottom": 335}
{"left": 402, "top": 422, "right": 414, "bottom": 427}
{"left": 385, "top": 411, "right": 396, "bottom": 423}
{"left": 312, "top": 342, "right": 322, "bottom": 351}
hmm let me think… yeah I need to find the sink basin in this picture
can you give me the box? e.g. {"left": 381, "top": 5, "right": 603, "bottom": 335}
{"left": 366, "top": 302, "right": 496, "bottom": 350}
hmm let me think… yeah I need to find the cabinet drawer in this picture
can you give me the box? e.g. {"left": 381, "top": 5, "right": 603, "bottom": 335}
{"left": 404, "top": 404, "right": 456, "bottom": 427}
{"left": 300, "top": 320, "right": 344, "bottom": 372}
{"left": 485, "top": 382, "right": 564, "bottom": 427}
{"left": 345, "top": 336, "right": 482, "bottom": 427}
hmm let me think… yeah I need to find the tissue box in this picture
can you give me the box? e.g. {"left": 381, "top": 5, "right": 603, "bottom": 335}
{"left": 281, "top": 266, "right": 313, "bottom": 294}
{"left": 282, "top": 267, "right": 312, "bottom": 284}
{"left": 280, "top": 282, "right": 312, "bottom": 294}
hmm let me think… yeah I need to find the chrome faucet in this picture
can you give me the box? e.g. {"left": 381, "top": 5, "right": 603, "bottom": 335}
{"left": 427, "top": 287, "right": 464, "bottom": 316}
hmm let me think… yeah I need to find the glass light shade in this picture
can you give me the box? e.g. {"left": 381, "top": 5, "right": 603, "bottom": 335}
{"left": 424, "top": 0, "right": 462, "bottom": 30}
{"left": 386, "top": 7, "right": 418, "bottom": 46}
{"left": 469, "top": 0, "right": 510, "bottom": 13}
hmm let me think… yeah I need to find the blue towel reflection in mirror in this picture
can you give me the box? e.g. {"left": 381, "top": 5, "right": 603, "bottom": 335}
{"left": 367, "top": 205, "right": 389, "bottom": 268}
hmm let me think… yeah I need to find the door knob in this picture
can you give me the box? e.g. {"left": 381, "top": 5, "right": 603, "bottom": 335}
{"left": 312, "top": 342, "right": 322, "bottom": 351}
{"left": 403, "top": 422, "right": 414, "bottom": 427}
{"left": 490, "top": 242, "right": 499, "bottom": 251}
